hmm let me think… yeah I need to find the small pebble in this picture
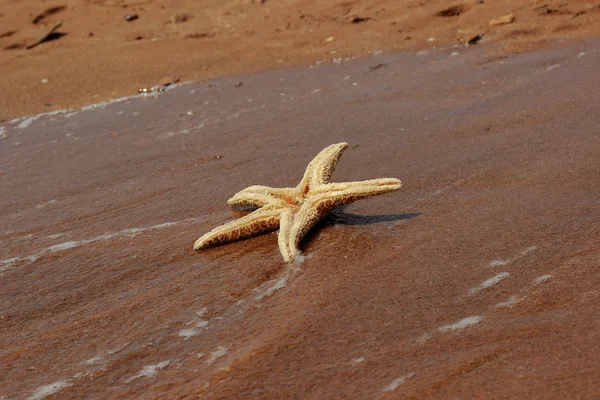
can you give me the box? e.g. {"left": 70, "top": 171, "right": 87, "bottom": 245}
{"left": 171, "top": 14, "right": 188, "bottom": 24}
{"left": 489, "top": 13, "right": 515, "bottom": 26}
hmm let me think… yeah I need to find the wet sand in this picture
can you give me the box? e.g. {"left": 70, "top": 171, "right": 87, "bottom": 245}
{"left": 2, "top": 0, "right": 600, "bottom": 120}
{"left": 1, "top": 40, "right": 600, "bottom": 398}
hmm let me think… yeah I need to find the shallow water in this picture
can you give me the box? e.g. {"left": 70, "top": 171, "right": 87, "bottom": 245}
{"left": 1, "top": 40, "right": 599, "bottom": 399}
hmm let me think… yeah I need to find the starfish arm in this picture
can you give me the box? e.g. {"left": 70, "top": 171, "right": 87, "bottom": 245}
{"left": 192, "top": 143, "right": 403, "bottom": 262}
{"left": 281, "top": 178, "right": 402, "bottom": 260}
{"left": 283, "top": 196, "right": 338, "bottom": 261}
{"left": 277, "top": 209, "right": 295, "bottom": 262}
{"left": 227, "top": 185, "right": 297, "bottom": 208}
{"left": 311, "top": 178, "right": 402, "bottom": 206}
{"left": 296, "top": 142, "right": 348, "bottom": 194}
{"left": 193, "top": 207, "right": 282, "bottom": 250}
{"left": 227, "top": 192, "right": 280, "bottom": 209}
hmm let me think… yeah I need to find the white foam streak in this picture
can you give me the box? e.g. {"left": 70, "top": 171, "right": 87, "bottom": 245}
{"left": 125, "top": 360, "right": 170, "bottom": 383}
{"left": 438, "top": 316, "right": 482, "bottom": 332}
{"left": 1, "top": 217, "right": 203, "bottom": 273}
{"left": 28, "top": 380, "right": 72, "bottom": 400}
{"left": 256, "top": 276, "right": 287, "bottom": 300}
{"left": 534, "top": 274, "right": 553, "bottom": 284}
{"left": 495, "top": 295, "right": 521, "bottom": 308}
{"left": 8, "top": 85, "right": 182, "bottom": 131}
{"left": 468, "top": 272, "right": 510, "bottom": 296}
{"left": 381, "top": 372, "right": 415, "bottom": 392}
{"left": 488, "top": 259, "right": 509, "bottom": 267}
{"left": 206, "top": 346, "right": 228, "bottom": 364}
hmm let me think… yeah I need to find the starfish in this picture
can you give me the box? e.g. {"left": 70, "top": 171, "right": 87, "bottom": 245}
{"left": 193, "top": 142, "right": 402, "bottom": 262}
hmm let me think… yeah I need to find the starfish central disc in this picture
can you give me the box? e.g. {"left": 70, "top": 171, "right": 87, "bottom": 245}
{"left": 193, "top": 142, "right": 402, "bottom": 262}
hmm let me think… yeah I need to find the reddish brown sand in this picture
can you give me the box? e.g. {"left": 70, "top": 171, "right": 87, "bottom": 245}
{"left": 2, "top": 0, "right": 600, "bottom": 120}
{"left": 1, "top": 39, "right": 599, "bottom": 398}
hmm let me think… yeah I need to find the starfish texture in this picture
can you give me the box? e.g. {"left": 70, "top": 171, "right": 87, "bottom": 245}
{"left": 193, "top": 142, "right": 402, "bottom": 262}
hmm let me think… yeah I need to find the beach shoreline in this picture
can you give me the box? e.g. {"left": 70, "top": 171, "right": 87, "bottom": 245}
{"left": 1, "top": 0, "right": 600, "bottom": 120}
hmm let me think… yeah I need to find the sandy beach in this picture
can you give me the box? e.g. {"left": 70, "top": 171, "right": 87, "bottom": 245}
{"left": 1, "top": 1, "right": 600, "bottom": 399}
{"left": 1, "top": 0, "right": 600, "bottom": 120}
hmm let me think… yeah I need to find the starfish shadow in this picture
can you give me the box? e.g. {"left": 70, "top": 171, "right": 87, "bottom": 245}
{"left": 202, "top": 206, "right": 419, "bottom": 254}
{"left": 301, "top": 205, "right": 420, "bottom": 248}
{"left": 231, "top": 205, "right": 420, "bottom": 227}
{"left": 326, "top": 205, "right": 420, "bottom": 226}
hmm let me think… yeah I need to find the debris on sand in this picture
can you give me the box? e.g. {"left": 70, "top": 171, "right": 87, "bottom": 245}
{"left": 436, "top": 4, "right": 471, "bottom": 17}
{"left": 489, "top": 13, "right": 515, "bottom": 26}
{"left": 466, "top": 33, "right": 484, "bottom": 46}
{"left": 154, "top": 76, "right": 178, "bottom": 88}
{"left": 138, "top": 76, "right": 180, "bottom": 94}
{"left": 32, "top": 5, "right": 67, "bottom": 25}
{"left": 170, "top": 13, "right": 189, "bottom": 24}
{"left": 349, "top": 16, "right": 371, "bottom": 23}
{"left": 4, "top": 42, "right": 26, "bottom": 50}
{"left": 0, "top": 30, "right": 17, "bottom": 38}
{"left": 368, "top": 63, "right": 387, "bottom": 71}
{"left": 27, "top": 22, "right": 66, "bottom": 50}
{"left": 185, "top": 32, "right": 214, "bottom": 39}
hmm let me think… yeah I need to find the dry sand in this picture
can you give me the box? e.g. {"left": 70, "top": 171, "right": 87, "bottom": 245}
{"left": 1, "top": 36, "right": 599, "bottom": 398}
{"left": 1, "top": 0, "right": 600, "bottom": 119}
